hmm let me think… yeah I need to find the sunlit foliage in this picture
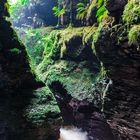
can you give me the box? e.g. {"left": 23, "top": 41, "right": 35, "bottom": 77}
{"left": 76, "top": 0, "right": 107, "bottom": 23}
{"left": 96, "top": 0, "right": 108, "bottom": 22}
{"left": 123, "top": 0, "right": 140, "bottom": 26}
{"left": 9, "top": 0, "right": 29, "bottom": 25}
{"left": 76, "top": 0, "right": 89, "bottom": 20}
{"left": 52, "top": 6, "right": 65, "bottom": 17}
{"left": 128, "top": 24, "right": 140, "bottom": 50}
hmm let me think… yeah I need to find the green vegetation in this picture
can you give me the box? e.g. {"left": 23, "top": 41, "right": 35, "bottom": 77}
{"left": 128, "top": 24, "right": 140, "bottom": 50}
{"left": 24, "top": 26, "right": 98, "bottom": 74}
{"left": 76, "top": 0, "right": 107, "bottom": 23}
{"left": 76, "top": 0, "right": 89, "bottom": 20}
{"left": 22, "top": 27, "right": 54, "bottom": 69}
{"left": 9, "top": 0, "right": 29, "bottom": 21}
{"left": 96, "top": 0, "right": 108, "bottom": 22}
{"left": 123, "top": 0, "right": 140, "bottom": 26}
{"left": 9, "top": 48, "right": 21, "bottom": 54}
{"left": 25, "top": 26, "right": 107, "bottom": 106}
{"left": 22, "top": 24, "right": 107, "bottom": 120}
{"left": 52, "top": 6, "right": 65, "bottom": 17}
{"left": 36, "top": 30, "right": 60, "bottom": 78}
{"left": 26, "top": 87, "right": 60, "bottom": 125}
{"left": 92, "top": 23, "right": 103, "bottom": 53}
{"left": 52, "top": 0, "right": 65, "bottom": 26}
{"left": 122, "top": 0, "right": 140, "bottom": 49}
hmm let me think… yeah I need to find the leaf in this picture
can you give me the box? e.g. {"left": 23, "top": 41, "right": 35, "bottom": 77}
{"left": 96, "top": 5, "right": 106, "bottom": 18}
{"left": 52, "top": 6, "right": 65, "bottom": 17}
{"left": 97, "top": 0, "right": 104, "bottom": 8}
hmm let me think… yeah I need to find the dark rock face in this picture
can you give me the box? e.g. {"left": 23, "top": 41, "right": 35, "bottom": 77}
{"left": 105, "top": 0, "right": 128, "bottom": 22}
{"left": 0, "top": 1, "right": 55, "bottom": 140}
{"left": 0, "top": 1, "right": 40, "bottom": 92}
{"left": 50, "top": 81, "right": 115, "bottom": 140}
{"left": 95, "top": 25, "right": 140, "bottom": 139}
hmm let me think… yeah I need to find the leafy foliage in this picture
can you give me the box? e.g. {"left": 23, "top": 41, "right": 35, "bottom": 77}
{"left": 76, "top": 1, "right": 89, "bottom": 20}
{"left": 23, "top": 28, "right": 51, "bottom": 69}
{"left": 96, "top": 0, "right": 108, "bottom": 22}
{"left": 76, "top": 0, "right": 107, "bottom": 23}
{"left": 52, "top": 6, "right": 65, "bottom": 17}
{"left": 123, "top": 1, "right": 140, "bottom": 26}
{"left": 9, "top": 0, "right": 29, "bottom": 20}
{"left": 128, "top": 24, "right": 140, "bottom": 50}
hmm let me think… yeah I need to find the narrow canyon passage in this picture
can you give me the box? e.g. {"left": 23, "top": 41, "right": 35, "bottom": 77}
{"left": 0, "top": 0, "right": 140, "bottom": 140}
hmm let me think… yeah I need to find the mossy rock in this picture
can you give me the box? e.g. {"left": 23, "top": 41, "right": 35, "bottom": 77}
{"left": 39, "top": 60, "right": 104, "bottom": 109}
{"left": 128, "top": 24, "right": 140, "bottom": 50}
{"left": 58, "top": 27, "right": 97, "bottom": 60}
{"left": 36, "top": 26, "right": 97, "bottom": 76}
{"left": 34, "top": 26, "right": 105, "bottom": 110}
{"left": 123, "top": 0, "right": 140, "bottom": 26}
{"left": 25, "top": 87, "right": 61, "bottom": 126}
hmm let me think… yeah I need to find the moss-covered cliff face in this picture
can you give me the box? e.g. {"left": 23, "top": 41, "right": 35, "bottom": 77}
{"left": 25, "top": 26, "right": 108, "bottom": 107}
{"left": 0, "top": 0, "right": 39, "bottom": 92}
{"left": 23, "top": 0, "right": 140, "bottom": 140}
{"left": 0, "top": 1, "right": 60, "bottom": 140}
{"left": 1, "top": 0, "right": 140, "bottom": 140}
{"left": 24, "top": 26, "right": 115, "bottom": 140}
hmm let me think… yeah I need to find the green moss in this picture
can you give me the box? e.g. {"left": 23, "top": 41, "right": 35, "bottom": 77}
{"left": 83, "top": 26, "right": 97, "bottom": 45}
{"left": 22, "top": 27, "right": 55, "bottom": 70}
{"left": 128, "top": 24, "right": 140, "bottom": 49}
{"left": 25, "top": 87, "right": 60, "bottom": 125}
{"left": 9, "top": 48, "right": 21, "bottom": 54}
{"left": 24, "top": 26, "right": 106, "bottom": 108}
{"left": 123, "top": 0, "right": 140, "bottom": 26}
{"left": 35, "top": 26, "right": 97, "bottom": 80}
{"left": 60, "top": 26, "right": 97, "bottom": 56}
{"left": 36, "top": 30, "right": 61, "bottom": 79}
{"left": 44, "top": 60, "right": 103, "bottom": 102}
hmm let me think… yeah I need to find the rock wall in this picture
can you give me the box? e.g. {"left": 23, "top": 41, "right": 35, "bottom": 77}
{"left": 34, "top": 0, "right": 140, "bottom": 139}
{"left": 94, "top": 0, "right": 140, "bottom": 139}
{"left": 1, "top": 0, "right": 140, "bottom": 140}
{"left": 0, "top": 1, "right": 60, "bottom": 140}
{"left": 0, "top": 0, "right": 40, "bottom": 92}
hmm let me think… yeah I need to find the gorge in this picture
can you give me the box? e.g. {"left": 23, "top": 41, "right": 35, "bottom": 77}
{"left": 0, "top": 0, "right": 140, "bottom": 140}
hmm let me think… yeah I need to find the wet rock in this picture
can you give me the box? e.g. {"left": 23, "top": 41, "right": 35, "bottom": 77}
{"left": 50, "top": 82, "right": 115, "bottom": 140}
{"left": 94, "top": 23, "right": 140, "bottom": 139}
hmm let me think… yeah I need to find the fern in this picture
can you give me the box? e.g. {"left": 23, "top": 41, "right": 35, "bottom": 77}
{"left": 96, "top": 6, "right": 107, "bottom": 22}
{"left": 52, "top": 6, "right": 65, "bottom": 17}
{"left": 128, "top": 24, "right": 140, "bottom": 50}
{"left": 76, "top": 2, "right": 89, "bottom": 20}
{"left": 97, "top": 0, "right": 104, "bottom": 8}
{"left": 76, "top": 0, "right": 107, "bottom": 23}
{"left": 96, "top": 0, "right": 108, "bottom": 23}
